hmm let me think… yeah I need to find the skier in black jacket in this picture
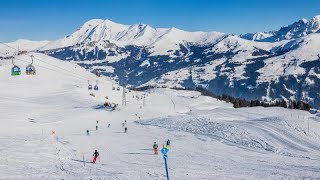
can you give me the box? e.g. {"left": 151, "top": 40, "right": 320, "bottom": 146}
{"left": 166, "top": 139, "right": 171, "bottom": 150}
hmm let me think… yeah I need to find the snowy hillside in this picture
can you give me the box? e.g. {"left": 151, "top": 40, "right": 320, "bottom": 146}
{"left": 0, "top": 39, "right": 50, "bottom": 56}
{"left": 1, "top": 53, "right": 320, "bottom": 179}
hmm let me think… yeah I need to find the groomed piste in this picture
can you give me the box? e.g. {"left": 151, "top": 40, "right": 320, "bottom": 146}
{"left": 0, "top": 53, "right": 320, "bottom": 179}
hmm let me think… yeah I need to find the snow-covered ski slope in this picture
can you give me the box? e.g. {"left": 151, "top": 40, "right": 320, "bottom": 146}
{"left": 0, "top": 53, "right": 320, "bottom": 179}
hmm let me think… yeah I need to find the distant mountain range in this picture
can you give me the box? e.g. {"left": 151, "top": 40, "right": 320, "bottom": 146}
{"left": 2, "top": 15, "right": 320, "bottom": 108}
{"left": 240, "top": 16, "right": 320, "bottom": 42}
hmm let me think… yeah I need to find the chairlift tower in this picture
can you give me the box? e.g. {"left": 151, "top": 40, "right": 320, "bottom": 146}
{"left": 122, "top": 84, "right": 126, "bottom": 106}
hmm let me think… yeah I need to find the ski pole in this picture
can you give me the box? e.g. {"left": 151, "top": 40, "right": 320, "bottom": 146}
{"left": 83, "top": 153, "right": 86, "bottom": 167}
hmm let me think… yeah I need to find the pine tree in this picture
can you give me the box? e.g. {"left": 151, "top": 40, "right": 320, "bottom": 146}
{"left": 225, "top": 96, "right": 230, "bottom": 103}
{"left": 281, "top": 99, "right": 287, "bottom": 108}
{"left": 299, "top": 101, "right": 304, "bottom": 110}
{"left": 233, "top": 99, "right": 240, "bottom": 108}
{"left": 250, "top": 100, "right": 255, "bottom": 107}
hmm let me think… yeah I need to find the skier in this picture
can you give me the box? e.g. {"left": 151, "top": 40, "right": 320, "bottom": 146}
{"left": 153, "top": 142, "right": 158, "bottom": 155}
{"left": 122, "top": 122, "right": 124, "bottom": 127}
{"left": 125, "top": 120, "right": 127, "bottom": 124}
{"left": 92, "top": 150, "right": 99, "bottom": 163}
{"left": 96, "top": 125, "right": 98, "bottom": 131}
{"left": 108, "top": 123, "right": 111, "bottom": 128}
{"left": 124, "top": 127, "right": 127, "bottom": 133}
{"left": 86, "top": 129, "right": 90, "bottom": 136}
{"left": 166, "top": 139, "right": 171, "bottom": 150}
{"left": 96, "top": 120, "right": 99, "bottom": 124}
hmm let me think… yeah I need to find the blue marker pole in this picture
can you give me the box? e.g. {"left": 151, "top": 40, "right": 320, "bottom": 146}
{"left": 164, "top": 155, "right": 169, "bottom": 180}
{"left": 161, "top": 147, "right": 169, "bottom": 180}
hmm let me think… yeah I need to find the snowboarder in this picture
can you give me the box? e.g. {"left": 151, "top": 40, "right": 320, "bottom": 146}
{"left": 166, "top": 139, "right": 171, "bottom": 150}
{"left": 92, "top": 150, "right": 99, "bottom": 163}
{"left": 124, "top": 127, "right": 127, "bottom": 133}
{"left": 108, "top": 123, "right": 111, "bottom": 128}
{"left": 86, "top": 130, "right": 90, "bottom": 135}
{"left": 96, "top": 125, "right": 98, "bottom": 131}
{"left": 153, "top": 142, "right": 158, "bottom": 155}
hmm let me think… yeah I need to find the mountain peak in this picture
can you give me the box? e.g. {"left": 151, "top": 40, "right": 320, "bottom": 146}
{"left": 313, "top": 15, "right": 320, "bottom": 20}
{"left": 240, "top": 15, "right": 320, "bottom": 42}
{"left": 102, "top": 19, "right": 125, "bottom": 26}
{"left": 82, "top": 19, "right": 104, "bottom": 27}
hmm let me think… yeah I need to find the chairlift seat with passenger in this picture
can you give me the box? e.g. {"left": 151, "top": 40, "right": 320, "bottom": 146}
{"left": 94, "top": 80, "right": 99, "bottom": 91}
{"left": 88, "top": 80, "right": 93, "bottom": 90}
{"left": 26, "top": 55, "right": 36, "bottom": 75}
{"left": 11, "top": 65, "right": 21, "bottom": 76}
{"left": 26, "top": 65, "right": 36, "bottom": 75}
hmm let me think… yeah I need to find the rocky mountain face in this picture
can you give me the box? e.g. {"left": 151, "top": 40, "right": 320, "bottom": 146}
{"left": 241, "top": 15, "right": 320, "bottom": 42}
{"left": 36, "top": 16, "right": 320, "bottom": 108}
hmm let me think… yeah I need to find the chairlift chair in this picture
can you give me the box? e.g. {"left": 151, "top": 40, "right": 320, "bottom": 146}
{"left": 26, "top": 55, "right": 36, "bottom": 75}
{"left": 11, "top": 58, "right": 21, "bottom": 76}
{"left": 11, "top": 66, "right": 21, "bottom": 76}
{"left": 88, "top": 80, "right": 93, "bottom": 90}
{"left": 94, "top": 80, "right": 99, "bottom": 91}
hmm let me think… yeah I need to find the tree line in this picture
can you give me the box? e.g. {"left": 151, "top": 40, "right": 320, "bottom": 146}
{"left": 218, "top": 94, "right": 312, "bottom": 111}
{"left": 132, "top": 85, "right": 313, "bottom": 111}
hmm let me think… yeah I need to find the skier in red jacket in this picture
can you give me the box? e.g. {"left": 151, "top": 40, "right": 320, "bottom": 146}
{"left": 92, "top": 150, "right": 99, "bottom": 163}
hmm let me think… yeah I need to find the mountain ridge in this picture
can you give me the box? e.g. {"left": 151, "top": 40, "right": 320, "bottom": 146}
{"left": 2, "top": 15, "right": 320, "bottom": 108}
{"left": 241, "top": 15, "right": 320, "bottom": 42}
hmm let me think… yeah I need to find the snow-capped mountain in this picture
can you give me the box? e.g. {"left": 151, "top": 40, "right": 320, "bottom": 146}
{"left": 5, "top": 16, "right": 319, "bottom": 109}
{"left": 241, "top": 15, "right": 320, "bottom": 42}
{"left": 0, "top": 39, "right": 50, "bottom": 57}
{"left": 239, "top": 31, "right": 276, "bottom": 41}
{"left": 40, "top": 19, "right": 226, "bottom": 55}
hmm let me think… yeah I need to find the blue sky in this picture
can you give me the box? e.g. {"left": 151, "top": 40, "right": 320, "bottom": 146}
{"left": 0, "top": 0, "right": 319, "bottom": 42}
